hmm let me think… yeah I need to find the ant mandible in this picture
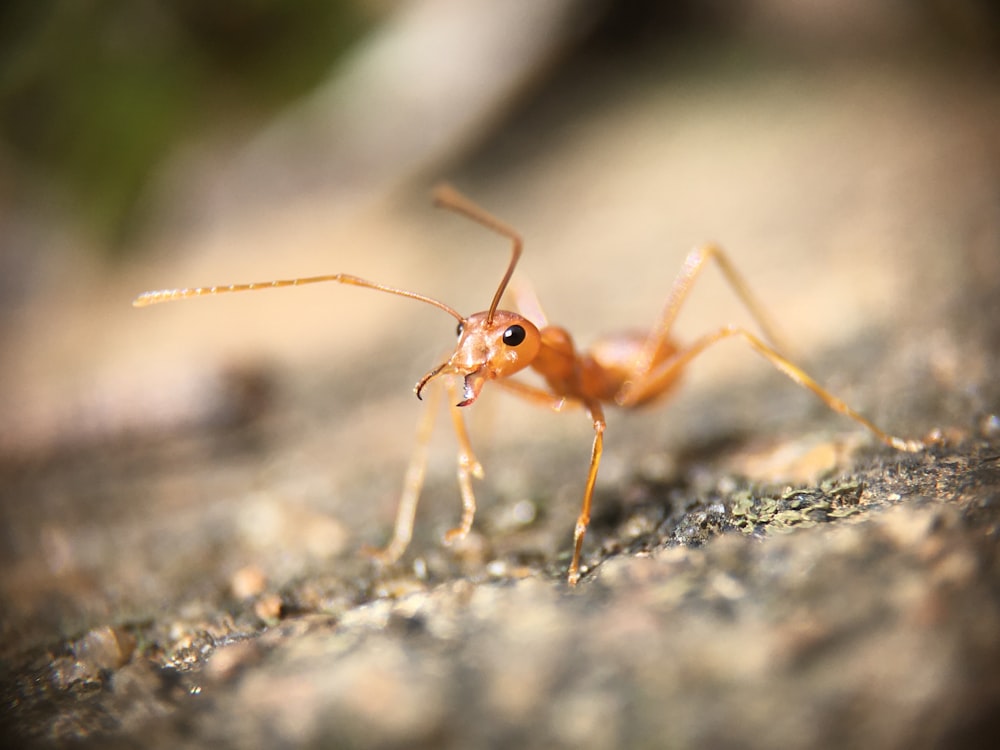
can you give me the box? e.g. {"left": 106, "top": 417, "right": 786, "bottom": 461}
{"left": 134, "top": 184, "right": 925, "bottom": 585}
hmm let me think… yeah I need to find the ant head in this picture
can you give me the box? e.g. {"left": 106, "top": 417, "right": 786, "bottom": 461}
{"left": 411, "top": 184, "right": 538, "bottom": 407}
{"left": 415, "top": 310, "right": 541, "bottom": 406}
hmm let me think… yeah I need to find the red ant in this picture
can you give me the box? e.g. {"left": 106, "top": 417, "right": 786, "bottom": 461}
{"left": 134, "top": 184, "right": 925, "bottom": 585}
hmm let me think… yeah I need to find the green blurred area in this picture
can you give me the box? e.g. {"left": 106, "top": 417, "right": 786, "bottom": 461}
{"left": 0, "top": 0, "right": 372, "bottom": 250}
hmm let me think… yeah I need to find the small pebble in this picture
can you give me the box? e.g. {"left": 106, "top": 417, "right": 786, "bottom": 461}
{"left": 254, "top": 593, "right": 284, "bottom": 622}
{"left": 231, "top": 565, "right": 268, "bottom": 599}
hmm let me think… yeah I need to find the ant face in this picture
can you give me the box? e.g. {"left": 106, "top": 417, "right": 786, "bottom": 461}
{"left": 416, "top": 310, "right": 541, "bottom": 406}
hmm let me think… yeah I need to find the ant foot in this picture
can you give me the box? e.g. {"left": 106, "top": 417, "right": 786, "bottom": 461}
{"left": 443, "top": 526, "right": 470, "bottom": 544}
{"left": 360, "top": 541, "right": 404, "bottom": 566}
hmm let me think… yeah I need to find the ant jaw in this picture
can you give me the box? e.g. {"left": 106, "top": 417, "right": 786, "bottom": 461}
{"left": 414, "top": 362, "right": 488, "bottom": 407}
{"left": 457, "top": 370, "right": 488, "bottom": 407}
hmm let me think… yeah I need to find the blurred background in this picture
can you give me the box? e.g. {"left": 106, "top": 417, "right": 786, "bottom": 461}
{"left": 1, "top": 0, "right": 998, "bottom": 653}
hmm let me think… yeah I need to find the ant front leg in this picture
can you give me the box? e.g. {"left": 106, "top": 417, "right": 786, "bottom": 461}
{"left": 366, "top": 380, "right": 443, "bottom": 565}
{"left": 443, "top": 379, "right": 485, "bottom": 544}
{"left": 367, "top": 378, "right": 488, "bottom": 566}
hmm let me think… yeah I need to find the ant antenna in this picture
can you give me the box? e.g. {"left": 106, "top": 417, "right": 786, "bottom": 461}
{"left": 433, "top": 184, "right": 523, "bottom": 324}
{"left": 132, "top": 273, "right": 464, "bottom": 321}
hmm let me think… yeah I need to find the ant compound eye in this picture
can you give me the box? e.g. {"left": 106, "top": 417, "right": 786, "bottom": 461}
{"left": 503, "top": 324, "right": 526, "bottom": 347}
{"left": 456, "top": 322, "right": 464, "bottom": 339}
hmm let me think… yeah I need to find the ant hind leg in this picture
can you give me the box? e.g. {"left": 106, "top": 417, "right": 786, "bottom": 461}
{"left": 630, "top": 244, "right": 791, "bottom": 389}
{"left": 629, "top": 325, "right": 925, "bottom": 452}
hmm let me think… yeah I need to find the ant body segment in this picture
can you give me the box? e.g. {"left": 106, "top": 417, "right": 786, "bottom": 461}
{"left": 134, "top": 185, "right": 925, "bottom": 585}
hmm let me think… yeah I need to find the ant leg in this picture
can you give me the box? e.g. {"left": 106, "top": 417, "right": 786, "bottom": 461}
{"left": 631, "top": 244, "right": 789, "bottom": 386}
{"left": 366, "top": 381, "right": 443, "bottom": 564}
{"left": 494, "top": 378, "right": 571, "bottom": 411}
{"left": 494, "top": 379, "right": 603, "bottom": 584}
{"left": 568, "top": 402, "right": 606, "bottom": 586}
{"left": 627, "top": 325, "right": 925, "bottom": 452}
{"left": 443, "top": 379, "right": 486, "bottom": 544}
